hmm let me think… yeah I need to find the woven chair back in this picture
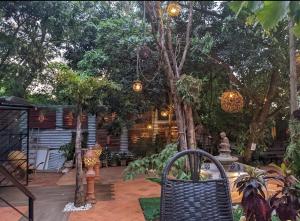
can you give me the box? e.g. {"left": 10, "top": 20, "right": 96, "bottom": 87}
{"left": 160, "top": 149, "right": 233, "bottom": 221}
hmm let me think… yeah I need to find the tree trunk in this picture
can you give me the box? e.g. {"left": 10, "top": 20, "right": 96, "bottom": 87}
{"left": 145, "top": 1, "right": 194, "bottom": 151}
{"left": 184, "top": 103, "right": 196, "bottom": 149}
{"left": 289, "top": 18, "right": 298, "bottom": 116}
{"left": 244, "top": 71, "right": 279, "bottom": 163}
{"left": 244, "top": 121, "right": 260, "bottom": 162}
{"left": 170, "top": 79, "right": 188, "bottom": 150}
{"left": 74, "top": 105, "right": 85, "bottom": 207}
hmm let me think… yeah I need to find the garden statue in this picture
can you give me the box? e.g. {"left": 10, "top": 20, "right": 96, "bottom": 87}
{"left": 84, "top": 149, "right": 97, "bottom": 204}
{"left": 215, "top": 131, "right": 238, "bottom": 171}
{"left": 93, "top": 143, "right": 102, "bottom": 180}
{"left": 219, "top": 132, "right": 231, "bottom": 153}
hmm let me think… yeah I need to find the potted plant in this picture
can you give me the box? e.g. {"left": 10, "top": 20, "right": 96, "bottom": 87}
{"left": 59, "top": 142, "right": 75, "bottom": 168}
{"left": 110, "top": 153, "right": 119, "bottom": 167}
{"left": 267, "top": 164, "right": 300, "bottom": 221}
{"left": 100, "top": 147, "right": 111, "bottom": 168}
{"left": 119, "top": 152, "right": 127, "bottom": 166}
{"left": 234, "top": 166, "right": 271, "bottom": 221}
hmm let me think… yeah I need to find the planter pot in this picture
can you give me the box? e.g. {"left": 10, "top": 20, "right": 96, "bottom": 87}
{"left": 110, "top": 161, "right": 118, "bottom": 167}
{"left": 101, "top": 159, "right": 109, "bottom": 168}
{"left": 120, "top": 159, "right": 127, "bottom": 166}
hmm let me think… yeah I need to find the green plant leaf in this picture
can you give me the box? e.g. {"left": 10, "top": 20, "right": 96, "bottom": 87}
{"left": 247, "top": 1, "right": 263, "bottom": 13}
{"left": 256, "top": 1, "right": 289, "bottom": 30}
{"left": 292, "top": 23, "right": 300, "bottom": 38}
{"left": 146, "top": 177, "right": 161, "bottom": 184}
{"left": 228, "top": 1, "right": 246, "bottom": 15}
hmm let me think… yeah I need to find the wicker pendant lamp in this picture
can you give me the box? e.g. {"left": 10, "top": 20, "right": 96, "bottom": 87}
{"left": 167, "top": 2, "right": 181, "bottom": 17}
{"left": 220, "top": 90, "right": 244, "bottom": 113}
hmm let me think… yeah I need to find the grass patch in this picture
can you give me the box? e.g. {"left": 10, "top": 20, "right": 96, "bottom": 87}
{"left": 139, "top": 197, "right": 160, "bottom": 221}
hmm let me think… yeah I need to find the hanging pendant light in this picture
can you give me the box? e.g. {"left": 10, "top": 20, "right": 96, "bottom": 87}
{"left": 132, "top": 80, "right": 143, "bottom": 93}
{"left": 167, "top": 2, "right": 181, "bottom": 17}
{"left": 160, "top": 110, "right": 168, "bottom": 117}
{"left": 38, "top": 112, "right": 45, "bottom": 123}
{"left": 220, "top": 90, "right": 244, "bottom": 113}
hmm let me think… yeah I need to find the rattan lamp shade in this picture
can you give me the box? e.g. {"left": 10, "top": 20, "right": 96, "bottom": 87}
{"left": 220, "top": 90, "right": 244, "bottom": 113}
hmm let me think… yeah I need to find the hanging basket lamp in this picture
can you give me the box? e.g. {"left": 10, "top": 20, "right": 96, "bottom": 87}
{"left": 38, "top": 112, "right": 45, "bottom": 123}
{"left": 220, "top": 90, "right": 244, "bottom": 113}
{"left": 132, "top": 80, "right": 143, "bottom": 93}
{"left": 167, "top": 2, "right": 181, "bottom": 17}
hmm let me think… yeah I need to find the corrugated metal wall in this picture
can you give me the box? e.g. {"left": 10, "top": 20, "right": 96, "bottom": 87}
{"left": 30, "top": 106, "right": 96, "bottom": 170}
{"left": 30, "top": 106, "right": 96, "bottom": 149}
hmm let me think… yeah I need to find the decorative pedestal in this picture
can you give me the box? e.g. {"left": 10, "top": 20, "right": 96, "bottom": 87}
{"left": 215, "top": 149, "right": 238, "bottom": 171}
{"left": 86, "top": 169, "right": 96, "bottom": 204}
{"left": 84, "top": 149, "right": 97, "bottom": 204}
{"left": 93, "top": 146, "right": 102, "bottom": 180}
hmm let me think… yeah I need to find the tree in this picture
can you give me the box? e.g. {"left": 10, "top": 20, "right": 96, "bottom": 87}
{"left": 144, "top": 1, "right": 197, "bottom": 150}
{"left": 0, "top": 1, "right": 72, "bottom": 96}
{"left": 229, "top": 1, "right": 300, "bottom": 116}
{"left": 65, "top": 3, "right": 170, "bottom": 150}
{"left": 52, "top": 64, "right": 119, "bottom": 207}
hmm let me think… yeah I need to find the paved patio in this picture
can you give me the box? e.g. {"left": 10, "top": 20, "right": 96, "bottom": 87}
{"left": 0, "top": 166, "right": 281, "bottom": 221}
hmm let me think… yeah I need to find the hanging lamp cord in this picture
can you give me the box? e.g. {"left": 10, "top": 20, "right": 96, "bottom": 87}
{"left": 143, "top": 1, "right": 146, "bottom": 45}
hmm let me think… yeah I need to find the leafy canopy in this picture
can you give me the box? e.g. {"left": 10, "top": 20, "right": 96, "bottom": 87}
{"left": 51, "top": 63, "right": 120, "bottom": 112}
{"left": 229, "top": 1, "right": 300, "bottom": 36}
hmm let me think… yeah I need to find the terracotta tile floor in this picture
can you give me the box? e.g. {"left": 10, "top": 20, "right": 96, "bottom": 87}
{"left": 0, "top": 206, "right": 28, "bottom": 221}
{"left": 0, "top": 166, "right": 282, "bottom": 221}
{"left": 69, "top": 178, "right": 160, "bottom": 221}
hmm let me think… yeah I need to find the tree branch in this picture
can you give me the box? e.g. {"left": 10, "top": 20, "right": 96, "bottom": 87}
{"left": 166, "top": 22, "right": 179, "bottom": 76}
{"left": 258, "top": 71, "right": 279, "bottom": 122}
{"left": 207, "top": 55, "right": 261, "bottom": 106}
{"left": 178, "top": 1, "right": 193, "bottom": 73}
{"left": 268, "top": 105, "right": 283, "bottom": 118}
{"left": 179, "top": 3, "right": 225, "bottom": 19}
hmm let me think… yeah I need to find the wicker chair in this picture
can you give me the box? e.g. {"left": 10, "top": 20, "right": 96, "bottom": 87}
{"left": 160, "top": 149, "right": 233, "bottom": 221}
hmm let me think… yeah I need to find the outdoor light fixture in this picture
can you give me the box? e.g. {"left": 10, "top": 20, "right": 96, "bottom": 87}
{"left": 220, "top": 90, "right": 244, "bottom": 113}
{"left": 38, "top": 112, "right": 45, "bottom": 123}
{"left": 132, "top": 80, "right": 143, "bottom": 93}
{"left": 167, "top": 2, "right": 181, "bottom": 17}
{"left": 147, "top": 124, "right": 153, "bottom": 129}
{"left": 160, "top": 110, "right": 168, "bottom": 117}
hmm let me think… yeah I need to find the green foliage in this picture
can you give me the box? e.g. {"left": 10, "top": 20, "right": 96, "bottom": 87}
{"left": 232, "top": 206, "right": 244, "bottom": 221}
{"left": 59, "top": 143, "right": 75, "bottom": 161}
{"left": 0, "top": 1, "right": 73, "bottom": 96}
{"left": 139, "top": 197, "right": 160, "bottom": 221}
{"left": 285, "top": 120, "right": 300, "bottom": 178}
{"left": 256, "top": 2, "right": 289, "bottom": 31}
{"left": 176, "top": 75, "right": 202, "bottom": 105}
{"left": 123, "top": 143, "right": 179, "bottom": 180}
{"left": 229, "top": 1, "right": 300, "bottom": 36}
{"left": 51, "top": 63, "right": 120, "bottom": 112}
